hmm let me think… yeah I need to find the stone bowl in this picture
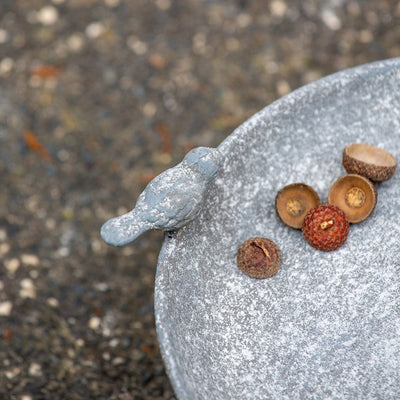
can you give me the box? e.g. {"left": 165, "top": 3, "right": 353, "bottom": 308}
{"left": 155, "top": 58, "right": 400, "bottom": 400}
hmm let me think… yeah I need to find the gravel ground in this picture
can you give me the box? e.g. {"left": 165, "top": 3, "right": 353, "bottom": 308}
{"left": 0, "top": 1, "right": 399, "bottom": 399}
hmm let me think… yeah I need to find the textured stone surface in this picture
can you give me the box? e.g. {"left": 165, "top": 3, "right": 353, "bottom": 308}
{"left": 155, "top": 59, "right": 400, "bottom": 400}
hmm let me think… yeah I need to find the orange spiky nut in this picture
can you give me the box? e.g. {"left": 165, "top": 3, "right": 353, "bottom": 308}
{"left": 302, "top": 204, "right": 350, "bottom": 251}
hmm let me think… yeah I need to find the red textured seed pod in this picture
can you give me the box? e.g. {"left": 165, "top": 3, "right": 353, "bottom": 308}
{"left": 302, "top": 204, "right": 350, "bottom": 251}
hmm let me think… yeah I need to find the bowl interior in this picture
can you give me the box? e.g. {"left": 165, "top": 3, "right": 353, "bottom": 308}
{"left": 155, "top": 59, "right": 400, "bottom": 400}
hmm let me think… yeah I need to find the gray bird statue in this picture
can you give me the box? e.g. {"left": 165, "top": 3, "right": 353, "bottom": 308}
{"left": 101, "top": 146, "right": 223, "bottom": 246}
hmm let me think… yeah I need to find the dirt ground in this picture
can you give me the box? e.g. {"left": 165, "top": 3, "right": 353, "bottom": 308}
{"left": 1, "top": 1, "right": 399, "bottom": 399}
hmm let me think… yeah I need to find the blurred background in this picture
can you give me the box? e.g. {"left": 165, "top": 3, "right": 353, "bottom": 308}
{"left": 0, "top": 0, "right": 399, "bottom": 399}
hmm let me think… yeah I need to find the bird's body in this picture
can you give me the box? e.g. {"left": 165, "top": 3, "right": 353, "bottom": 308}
{"left": 101, "top": 147, "right": 223, "bottom": 246}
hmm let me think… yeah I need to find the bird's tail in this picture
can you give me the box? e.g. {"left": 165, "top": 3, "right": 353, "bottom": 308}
{"left": 100, "top": 210, "right": 152, "bottom": 246}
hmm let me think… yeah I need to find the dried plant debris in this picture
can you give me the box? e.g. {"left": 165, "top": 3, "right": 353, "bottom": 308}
{"left": 237, "top": 237, "right": 281, "bottom": 279}
{"left": 275, "top": 183, "right": 320, "bottom": 229}
{"left": 343, "top": 143, "right": 397, "bottom": 182}
{"left": 328, "top": 174, "right": 377, "bottom": 223}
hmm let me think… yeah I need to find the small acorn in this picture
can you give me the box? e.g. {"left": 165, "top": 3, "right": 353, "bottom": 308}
{"left": 343, "top": 143, "right": 397, "bottom": 182}
{"left": 328, "top": 174, "right": 377, "bottom": 223}
{"left": 275, "top": 183, "right": 320, "bottom": 229}
{"left": 302, "top": 204, "right": 350, "bottom": 251}
{"left": 237, "top": 237, "right": 281, "bottom": 279}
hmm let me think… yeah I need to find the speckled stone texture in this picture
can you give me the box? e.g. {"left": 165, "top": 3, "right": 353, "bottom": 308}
{"left": 155, "top": 59, "right": 400, "bottom": 400}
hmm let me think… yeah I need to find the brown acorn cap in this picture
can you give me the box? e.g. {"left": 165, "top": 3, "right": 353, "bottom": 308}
{"left": 275, "top": 183, "right": 321, "bottom": 229}
{"left": 328, "top": 174, "right": 377, "bottom": 223}
{"left": 237, "top": 237, "right": 281, "bottom": 279}
{"left": 343, "top": 143, "right": 397, "bottom": 182}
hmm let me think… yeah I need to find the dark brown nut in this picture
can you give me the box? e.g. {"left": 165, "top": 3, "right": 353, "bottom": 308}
{"left": 237, "top": 237, "right": 281, "bottom": 279}
{"left": 328, "top": 174, "right": 377, "bottom": 223}
{"left": 275, "top": 183, "right": 321, "bottom": 229}
{"left": 343, "top": 143, "right": 397, "bottom": 182}
{"left": 302, "top": 204, "right": 350, "bottom": 251}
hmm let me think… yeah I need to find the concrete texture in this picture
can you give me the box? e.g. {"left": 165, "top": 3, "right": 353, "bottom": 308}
{"left": 155, "top": 59, "right": 400, "bottom": 400}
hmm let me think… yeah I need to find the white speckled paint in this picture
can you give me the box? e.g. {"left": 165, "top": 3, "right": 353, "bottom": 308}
{"left": 155, "top": 59, "right": 400, "bottom": 399}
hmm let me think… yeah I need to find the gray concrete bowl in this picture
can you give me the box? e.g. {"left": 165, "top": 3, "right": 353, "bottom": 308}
{"left": 155, "top": 58, "right": 400, "bottom": 400}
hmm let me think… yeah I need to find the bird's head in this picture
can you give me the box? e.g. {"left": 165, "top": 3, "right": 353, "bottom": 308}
{"left": 183, "top": 147, "right": 223, "bottom": 177}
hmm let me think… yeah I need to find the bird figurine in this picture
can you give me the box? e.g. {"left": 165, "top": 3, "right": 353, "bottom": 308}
{"left": 101, "top": 146, "right": 223, "bottom": 246}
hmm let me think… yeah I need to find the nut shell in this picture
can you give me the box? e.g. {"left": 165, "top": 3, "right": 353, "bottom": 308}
{"left": 328, "top": 174, "right": 377, "bottom": 223}
{"left": 237, "top": 237, "right": 281, "bottom": 279}
{"left": 302, "top": 204, "right": 350, "bottom": 251}
{"left": 343, "top": 143, "right": 397, "bottom": 182}
{"left": 275, "top": 183, "right": 321, "bottom": 229}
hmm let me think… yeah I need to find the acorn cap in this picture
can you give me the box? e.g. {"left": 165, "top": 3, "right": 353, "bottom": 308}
{"left": 328, "top": 174, "right": 377, "bottom": 223}
{"left": 237, "top": 237, "right": 281, "bottom": 279}
{"left": 343, "top": 143, "right": 397, "bottom": 182}
{"left": 275, "top": 183, "right": 321, "bottom": 229}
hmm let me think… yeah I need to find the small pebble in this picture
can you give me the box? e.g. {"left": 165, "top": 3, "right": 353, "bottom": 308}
{"left": 359, "top": 30, "right": 373, "bottom": 43}
{"left": 276, "top": 80, "right": 291, "bottom": 96}
{"left": 46, "top": 297, "right": 59, "bottom": 307}
{"left": 29, "top": 75, "right": 42, "bottom": 88}
{"left": 67, "top": 33, "right": 85, "bottom": 52}
{"left": 127, "top": 36, "right": 148, "bottom": 55}
{"left": 90, "top": 239, "right": 104, "bottom": 254}
{"left": 37, "top": 6, "right": 59, "bottom": 26}
{"left": 93, "top": 282, "right": 109, "bottom": 292}
{"left": 89, "top": 316, "right": 101, "bottom": 330}
{"left": 28, "top": 362, "right": 42, "bottom": 377}
{"left": 19, "top": 279, "right": 36, "bottom": 299}
{"left": 105, "top": 0, "right": 120, "bottom": 7}
{"left": 5, "top": 258, "right": 20, "bottom": 274}
{"left": 29, "top": 270, "right": 39, "bottom": 279}
{"left": 85, "top": 22, "right": 105, "bottom": 39}
{"left": 57, "top": 149, "right": 70, "bottom": 162}
{"left": 21, "top": 254, "right": 39, "bottom": 267}
{"left": 192, "top": 33, "right": 207, "bottom": 55}
{"left": 0, "top": 228, "right": 7, "bottom": 241}
{"left": 0, "top": 242, "right": 10, "bottom": 255}
{"left": 148, "top": 53, "right": 167, "bottom": 69}
{"left": 21, "top": 396, "right": 33, "bottom": 400}
{"left": 5, "top": 367, "right": 21, "bottom": 379}
{"left": 0, "top": 301, "right": 13, "bottom": 316}
{"left": 112, "top": 357, "right": 125, "bottom": 366}
{"left": 225, "top": 37, "right": 240, "bottom": 51}
{"left": 155, "top": 0, "right": 171, "bottom": 10}
{"left": 67, "top": 348, "right": 76, "bottom": 358}
{"left": 270, "top": 0, "right": 287, "bottom": 17}
{"left": 236, "top": 13, "right": 252, "bottom": 28}
{"left": 142, "top": 102, "right": 157, "bottom": 117}
{"left": 133, "top": 321, "right": 143, "bottom": 329}
{"left": 57, "top": 247, "right": 70, "bottom": 257}
{"left": 103, "top": 68, "right": 117, "bottom": 85}
{"left": 122, "top": 246, "right": 135, "bottom": 256}
{"left": 321, "top": 9, "right": 342, "bottom": 30}
{"left": 0, "top": 29, "right": 9, "bottom": 44}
